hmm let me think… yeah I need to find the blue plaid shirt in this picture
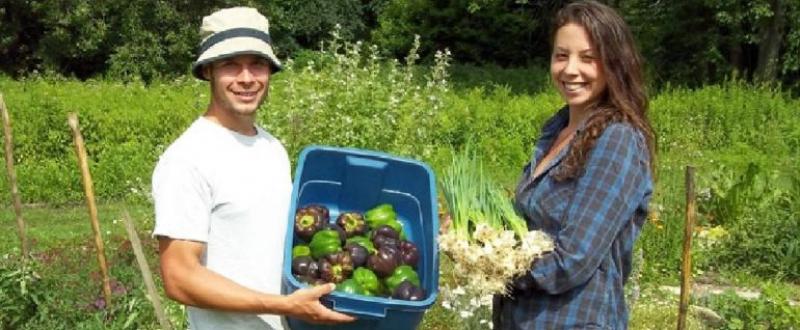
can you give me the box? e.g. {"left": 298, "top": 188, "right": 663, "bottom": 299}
{"left": 494, "top": 107, "right": 653, "bottom": 329}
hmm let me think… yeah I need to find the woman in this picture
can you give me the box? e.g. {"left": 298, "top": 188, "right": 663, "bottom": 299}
{"left": 493, "top": 1, "right": 655, "bottom": 329}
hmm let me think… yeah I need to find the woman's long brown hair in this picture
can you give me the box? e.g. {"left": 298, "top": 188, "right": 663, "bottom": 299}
{"left": 551, "top": 0, "right": 656, "bottom": 181}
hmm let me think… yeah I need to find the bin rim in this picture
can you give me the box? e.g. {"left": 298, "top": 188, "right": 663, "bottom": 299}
{"left": 297, "top": 145, "right": 437, "bottom": 175}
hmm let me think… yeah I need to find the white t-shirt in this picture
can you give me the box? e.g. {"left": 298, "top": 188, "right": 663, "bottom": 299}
{"left": 152, "top": 117, "right": 292, "bottom": 330}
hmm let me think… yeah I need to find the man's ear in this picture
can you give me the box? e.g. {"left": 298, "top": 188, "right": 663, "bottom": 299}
{"left": 202, "top": 65, "right": 212, "bottom": 80}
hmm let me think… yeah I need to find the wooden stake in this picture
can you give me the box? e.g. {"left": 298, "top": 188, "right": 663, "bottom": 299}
{"left": 67, "top": 112, "right": 112, "bottom": 308}
{"left": 121, "top": 209, "right": 173, "bottom": 330}
{"left": 677, "top": 166, "right": 696, "bottom": 330}
{"left": 0, "top": 93, "right": 29, "bottom": 258}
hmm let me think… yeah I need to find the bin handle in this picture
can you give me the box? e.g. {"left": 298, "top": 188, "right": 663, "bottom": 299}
{"left": 346, "top": 155, "right": 387, "bottom": 169}
{"left": 322, "top": 296, "right": 387, "bottom": 319}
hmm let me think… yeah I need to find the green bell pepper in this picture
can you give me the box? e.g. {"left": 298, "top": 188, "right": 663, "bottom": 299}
{"left": 292, "top": 245, "right": 311, "bottom": 258}
{"left": 384, "top": 265, "right": 420, "bottom": 293}
{"left": 365, "top": 203, "right": 397, "bottom": 229}
{"left": 345, "top": 235, "right": 376, "bottom": 254}
{"left": 365, "top": 204, "right": 408, "bottom": 239}
{"left": 352, "top": 267, "right": 380, "bottom": 295}
{"left": 336, "top": 278, "right": 368, "bottom": 296}
{"left": 309, "top": 229, "right": 342, "bottom": 259}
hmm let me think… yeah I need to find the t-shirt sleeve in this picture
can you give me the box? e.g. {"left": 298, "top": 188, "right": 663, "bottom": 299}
{"left": 151, "top": 155, "right": 212, "bottom": 242}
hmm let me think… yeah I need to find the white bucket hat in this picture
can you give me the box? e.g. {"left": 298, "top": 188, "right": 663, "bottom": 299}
{"left": 192, "top": 7, "right": 282, "bottom": 80}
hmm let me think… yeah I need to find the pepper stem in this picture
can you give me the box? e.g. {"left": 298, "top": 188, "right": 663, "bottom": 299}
{"left": 299, "top": 214, "right": 314, "bottom": 228}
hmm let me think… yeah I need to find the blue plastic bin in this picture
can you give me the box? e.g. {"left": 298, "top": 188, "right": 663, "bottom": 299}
{"left": 282, "top": 145, "right": 439, "bottom": 330}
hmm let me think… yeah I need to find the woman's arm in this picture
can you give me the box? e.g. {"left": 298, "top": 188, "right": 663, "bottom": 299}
{"left": 526, "top": 123, "right": 652, "bottom": 294}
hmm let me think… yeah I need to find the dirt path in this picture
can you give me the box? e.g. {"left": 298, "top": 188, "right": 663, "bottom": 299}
{"left": 659, "top": 284, "right": 798, "bottom": 306}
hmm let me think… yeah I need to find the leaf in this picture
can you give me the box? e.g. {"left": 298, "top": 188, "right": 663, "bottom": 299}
{"left": 123, "top": 311, "right": 139, "bottom": 329}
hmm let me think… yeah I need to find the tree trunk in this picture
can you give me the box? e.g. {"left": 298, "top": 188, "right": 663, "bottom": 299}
{"left": 755, "top": 0, "right": 786, "bottom": 83}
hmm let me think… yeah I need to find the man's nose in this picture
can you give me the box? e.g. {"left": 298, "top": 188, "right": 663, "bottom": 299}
{"left": 237, "top": 66, "right": 255, "bottom": 84}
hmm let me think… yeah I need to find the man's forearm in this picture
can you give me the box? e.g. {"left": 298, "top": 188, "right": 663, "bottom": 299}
{"left": 163, "top": 262, "right": 292, "bottom": 315}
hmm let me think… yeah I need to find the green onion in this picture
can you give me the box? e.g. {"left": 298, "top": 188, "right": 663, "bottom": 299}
{"left": 440, "top": 144, "right": 527, "bottom": 241}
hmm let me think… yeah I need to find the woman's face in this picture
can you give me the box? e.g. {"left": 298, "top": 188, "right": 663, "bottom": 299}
{"left": 550, "top": 23, "right": 607, "bottom": 113}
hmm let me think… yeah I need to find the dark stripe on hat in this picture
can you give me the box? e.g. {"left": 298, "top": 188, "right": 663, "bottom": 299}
{"left": 199, "top": 28, "right": 272, "bottom": 54}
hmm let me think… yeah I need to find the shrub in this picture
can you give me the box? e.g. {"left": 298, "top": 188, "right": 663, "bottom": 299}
{"left": 260, "top": 30, "right": 452, "bottom": 162}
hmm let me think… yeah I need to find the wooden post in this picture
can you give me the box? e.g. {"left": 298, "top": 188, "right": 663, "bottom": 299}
{"left": 67, "top": 112, "right": 112, "bottom": 308}
{"left": 121, "top": 209, "right": 173, "bottom": 330}
{"left": 677, "top": 166, "right": 696, "bottom": 330}
{"left": 0, "top": 93, "right": 29, "bottom": 258}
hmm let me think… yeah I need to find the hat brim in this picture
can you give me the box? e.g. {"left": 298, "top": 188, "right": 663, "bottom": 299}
{"left": 192, "top": 37, "right": 282, "bottom": 80}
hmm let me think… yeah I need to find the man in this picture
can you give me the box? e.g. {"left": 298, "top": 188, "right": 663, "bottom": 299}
{"left": 152, "top": 7, "right": 355, "bottom": 329}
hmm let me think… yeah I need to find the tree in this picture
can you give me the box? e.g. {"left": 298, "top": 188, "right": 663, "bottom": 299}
{"left": 372, "top": 0, "right": 566, "bottom": 66}
{"left": 0, "top": 0, "right": 376, "bottom": 81}
{"left": 754, "top": 0, "right": 786, "bottom": 82}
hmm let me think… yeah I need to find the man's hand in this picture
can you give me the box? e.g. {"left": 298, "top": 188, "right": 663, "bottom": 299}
{"left": 283, "top": 283, "right": 356, "bottom": 324}
{"left": 159, "top": 237, "right": 356, "bottom": 322}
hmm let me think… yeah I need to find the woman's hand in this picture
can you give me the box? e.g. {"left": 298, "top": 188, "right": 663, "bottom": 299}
{"left": 509, "top": 272, "right": 537, "bottom": 297}
{"left": 439, "top": 212, "right": 452, "bottom": 235}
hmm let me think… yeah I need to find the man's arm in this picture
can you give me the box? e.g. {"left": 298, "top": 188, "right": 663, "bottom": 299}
{"left": 158, "top": 237, "right": 355, "bottom": 324}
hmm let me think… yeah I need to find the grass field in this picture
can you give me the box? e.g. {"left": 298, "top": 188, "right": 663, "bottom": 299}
{"left": 1, "top": 203, "right": 715, "bottom": 329}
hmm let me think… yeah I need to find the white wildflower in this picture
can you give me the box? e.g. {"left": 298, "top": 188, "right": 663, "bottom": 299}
{"left": 452, "top": 286, "right": 466, "bottom": 296}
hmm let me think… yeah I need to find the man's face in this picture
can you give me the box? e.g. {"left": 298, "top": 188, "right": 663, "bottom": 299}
{"left": 206, "top": 54, "right": 271, "bottom": 117}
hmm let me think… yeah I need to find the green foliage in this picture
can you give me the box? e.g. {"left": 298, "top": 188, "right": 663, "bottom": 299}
{"left": 0, "top": 31, "right": 798, "bottom": 294}
{"left": 2, "top": 0, "right": 800, "bottom": 91}
{"left": 705, "top": 283, "right": 800, "bottom": 329}
{"left": 264, "top": 0, "right": 371, "bottom": 54}
{"left": 449, "top": 64, "right": 551, "bottom": 95}
{"left": 371, "top": 0, "right": 556, "bottom": 67}
{"left": 618, "top": 82, "right": 800, "bottom": 281}
{"left": 0, "top": 77, "right": 200, "bottom": 204}
{"left": 0, "top": 205, "right": 188, "bottom": 330}
{"left": 649, "top": 81, "right": 800, "bottom": 156}
{"left": 0, "top": 260, "right": 47, "bottom": 329}
{"left": 695, "top": 164, "right": 800, "bottom": 280}
{"left": 0, "top": 0, "right": 199, "bottom": 81}
{"left": 621, "top": 0, "right": 800, "bottom": 90}
{"left": 0, "top": 0, "right": 377, "bottom": 81}
{"left": 261, "top": 31, "right": 451, "bottom": 162}
{"left": 0, "top": 21, "right": 796, "bottom": 327}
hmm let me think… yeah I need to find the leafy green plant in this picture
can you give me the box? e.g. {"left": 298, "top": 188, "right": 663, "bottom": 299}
{"left": 693, "top": 164, "right": 800, "bottom": 280}
{"left": 704, "top": 283, "right": 800, "bottom": 329}
{"left": 0, "top": 259, "right": 47, "bottom": 329}
{"left": 260, "top": 28, "right": 452, "bottom": 162}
